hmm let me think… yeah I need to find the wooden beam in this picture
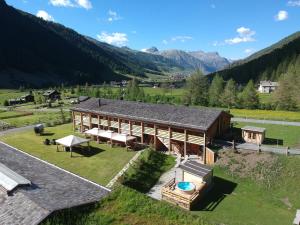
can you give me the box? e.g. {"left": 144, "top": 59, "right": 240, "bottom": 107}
{"left": 154, "top": 124, "right": 157, "bottom": 150}
{"left": 118, "top": 118, "right": 121, "bottom": 133}
{"left": 203, "top": 133, "right": 207, "bottom": 164}
{"left": 80, "top": 112, "right": 83, "bottom": 133}
{"left": 184, "top": 129, "right": 187, "bottom": 158}
{"left": 141, "top": 122, "right": 144, "bottom": 144}
{"left": 72, "top": 111, "right": 75, "bottom": 131}
{"left": 168, "top": 127, "right": 172, "bottom": 154}
{"left": 129, "top": 120, "right": 132, "bottom": 136}
{"left": 89, "top": 113, "right": 92, "bottom": 129}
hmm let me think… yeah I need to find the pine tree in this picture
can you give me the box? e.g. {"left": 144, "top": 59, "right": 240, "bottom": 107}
{"left": 221, "top": 79, "right": 237, "bottom": 108}
{"left": 239, "top": 80, "right": 259, "bottom": 109}
{"left": 184, "top": 69, "right": 208, "bottom": 106}
{"left": 208, "top": 74, "right": 224, "bottom": 106}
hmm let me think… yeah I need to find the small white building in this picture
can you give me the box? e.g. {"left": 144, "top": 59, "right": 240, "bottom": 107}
{"left": 258, "top": 81, "right": 279, "bottom": 93}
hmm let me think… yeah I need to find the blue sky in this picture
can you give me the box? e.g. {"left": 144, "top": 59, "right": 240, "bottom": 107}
{"left": 6, "top": 0, "right": 300, "bottom": 59}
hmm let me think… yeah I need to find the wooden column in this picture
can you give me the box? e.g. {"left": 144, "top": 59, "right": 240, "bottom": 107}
{"left": 203, "top": 133, "right": 207, "bottom": 164}
{"left": 184, "top": 129, "right": 187, "bottom": 158}
{"left": 118, "top": 118, "right": 121, "bottom": 133}
{"left": 108, "top": 117, "right": 111, "bottom": 130}
{"left": 129, "top": 121, "right": 132, "bottom": 136}
{"left": 141, "top": 122, "right": 144, "bottom": 144}
{"left": 97, "top": 115, "right": 100, "bottom": 143}
{"left": 89, "top": 113, "right": 92, "bottom": 129}
{"left": 80, "top": 112, "right": 83, "bottom": 133}
{"left": 168, "top": 127, "right": 172, "bottom": 154}
{"left": 72, "top": 111, "right": 75, "bottom": 131}
{"left": 154, "top": 124, "right": 157, "bottom": 150}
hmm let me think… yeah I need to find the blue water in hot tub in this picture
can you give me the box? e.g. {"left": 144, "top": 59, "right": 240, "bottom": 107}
{"left": 177, "top": 182, "right": 195, "bottom": 191}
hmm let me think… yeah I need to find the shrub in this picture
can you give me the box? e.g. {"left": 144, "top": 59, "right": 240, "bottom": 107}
{"left": 43, "top": 139, "right": 50, "bottom": 145}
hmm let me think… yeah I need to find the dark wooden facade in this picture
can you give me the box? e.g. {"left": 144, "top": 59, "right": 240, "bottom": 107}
{"left": 71, "top": 101, "right": 231, "bottom": 164}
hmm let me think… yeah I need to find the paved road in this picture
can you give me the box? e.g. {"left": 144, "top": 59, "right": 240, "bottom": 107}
{"left": 232, "top": 117, "right": 300, "bottom": 127}
{"left": 0, "top": 125, "right": 35, "bottom": 136}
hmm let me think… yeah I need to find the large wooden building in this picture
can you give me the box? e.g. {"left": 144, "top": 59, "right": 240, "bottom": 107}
{"left": 71, "top": 98, "right": 231, "bottom": 164}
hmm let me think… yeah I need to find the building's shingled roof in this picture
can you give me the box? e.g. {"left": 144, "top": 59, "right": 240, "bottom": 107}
{"left": 179, "top": 160, "right": 212, "bottom": 178}
{"left": 0, "top": 143, "right": 110, "bottom": 225}
{"left": 43, "top": 90, "right": 59, "bottom": 96}
{"left": 259, "top": 81, "right": 279, "bottom": 87}
{"left": 72, "top": 98, "right": 228, "bottom": 131}
{"left": 241, "top": 126, "right": 266, "bottom": 133}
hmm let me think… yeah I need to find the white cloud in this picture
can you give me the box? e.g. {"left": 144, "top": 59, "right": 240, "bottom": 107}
{"left": 75, "top": 0, "right": 92, "bottom": 10}
{"left": 49, "top": 0, "right": 74, "bottom": 7}
{"left": 244, "top": 48, "right": 255, "bottom": 54}
{"left": 287, "top": 0, "right": 300, "bottom": 6}
{"left": 36, "top": 10, "right": 55, "bottom": 21}
{"left": 49, "top": 0, "right": 92, "bottom": 9}
{"left": 225, "top": 27, "right": 256, "bottom": 45}
{"left": 97, "top": 32, "right": 128, "bottom": 46}
{"left": 275, "top": 10, "right": 288, "bottom": 21}
{"left": 141, "top": 48, "right": 148, "bottom": 52}
{"left": 107, "top": 10, "right": 122, "bottom": 22}
{"left": 171, "top": 36, "right": 193, "bottom": 42}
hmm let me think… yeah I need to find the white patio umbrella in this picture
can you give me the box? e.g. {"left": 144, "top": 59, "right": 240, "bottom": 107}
{"left": 55, "top": 135, "right": 90, "bottom": 157}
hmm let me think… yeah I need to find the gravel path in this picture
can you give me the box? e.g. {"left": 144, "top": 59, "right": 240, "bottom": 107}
{"left": 147, "top": 154, "right": 182, "bottom": 200}
{"left": 232, "top": 117, "right": 300, "bottom": 127}
{"left": 0, "top": 125, "right": 35, "bottom": 136}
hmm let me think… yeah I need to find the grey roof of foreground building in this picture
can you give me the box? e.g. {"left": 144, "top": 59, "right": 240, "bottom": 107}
{"left": 0, "top": 142, "right": 110, "bottom": 225}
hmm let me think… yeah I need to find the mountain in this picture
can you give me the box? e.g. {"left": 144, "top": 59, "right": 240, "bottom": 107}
{"left": 0, "top": 1, "right": 185, "bottom": 88}
{"left": 143, "top": 47, "right": 230, "bottom": 74}
{"left": 208, "top": 31, "right": 300, "bottom": 84}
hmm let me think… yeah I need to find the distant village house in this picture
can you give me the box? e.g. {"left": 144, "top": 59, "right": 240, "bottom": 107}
{"left": 43, "top": 90, "right": 61, "bottom": 101}
{"left": 258, "top": 81, "right": 279, "bottom": 93}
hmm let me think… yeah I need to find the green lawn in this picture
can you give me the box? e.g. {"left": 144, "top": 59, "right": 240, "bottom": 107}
{"left": 0, "top": 89, "right": 26, "bottom": 105}
{"left": 234, "top": 122, "right": 300, "bottom": 147}
{"left": 42, "top": 148, "right": 300, "bottom": 225}
{"left": 0, "top": 123, "right": 136, "bottom": 185}
{"left": 231, "top": 108, "right": 300, "bottom": 122}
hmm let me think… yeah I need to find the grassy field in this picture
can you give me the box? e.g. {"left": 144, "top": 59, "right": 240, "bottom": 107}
{"left": 1, "top": 111, "right": 71, "bottom": 127}
{"left": 230, "top": 108, "right": 300, "bottom": 122}
{"left": 0, "top": 123, "right": 136, "bottom": 185}
{"left": 234, "top": 122, "right": 300, "bottom": 148}
{"left": 41, "top": 147, "right": 300, "bottom": 225}
{"left": 0, "top": 89, "right": 26, "bottom": 105}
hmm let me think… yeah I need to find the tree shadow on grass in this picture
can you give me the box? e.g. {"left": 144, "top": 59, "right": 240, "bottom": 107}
{"left": 40, "top": 132, "right": 55, "bottom": 136}
{"left": 263, "top": 138, "right": 283, "bottom": 146}
{"left": 70, "top": 146, "right": 105, "bottom": 157}
{"left": 193, "top": 176, "right": 237, "bottom": 211}
{"left": 122, "top": 151, "right": 170, "bottom": 193}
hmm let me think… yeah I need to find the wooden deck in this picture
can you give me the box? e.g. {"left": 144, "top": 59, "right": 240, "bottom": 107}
{"left": 161, "top": 178, "right": 207, "bottom": 210}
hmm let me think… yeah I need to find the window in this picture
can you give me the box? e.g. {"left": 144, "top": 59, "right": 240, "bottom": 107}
{"left": 253, "top": 133, "right": 256, "bottom": 139}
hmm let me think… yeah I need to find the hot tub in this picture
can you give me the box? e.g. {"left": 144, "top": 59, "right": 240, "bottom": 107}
{"left": 176, "top": 181, "right": 196, "bottom": 194}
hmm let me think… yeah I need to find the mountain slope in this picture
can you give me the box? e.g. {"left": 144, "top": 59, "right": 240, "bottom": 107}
{"left": 0, "top": 1, "right": 128, "bottom": 88}
{"left": 0, "top": 1, "right": 185, "bottom": 88}
{"left": 208, "top": 32, "right": 300, "bottom": 84}
{"left": 143, "top": 47, "right": 230, "bottom": 74}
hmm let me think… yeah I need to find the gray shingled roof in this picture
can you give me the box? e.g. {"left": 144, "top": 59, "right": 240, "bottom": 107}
{"left": 241, "top": 126, "right": 266, "bottom": 133}
{"left": 72, "top": 98, "right": 227, "bottom": 131}
{"left": 179, "top": 160, "right": 212, "bottom": 178}
{"left": 0, "top": 143, "right": 110, "bottom": 225}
